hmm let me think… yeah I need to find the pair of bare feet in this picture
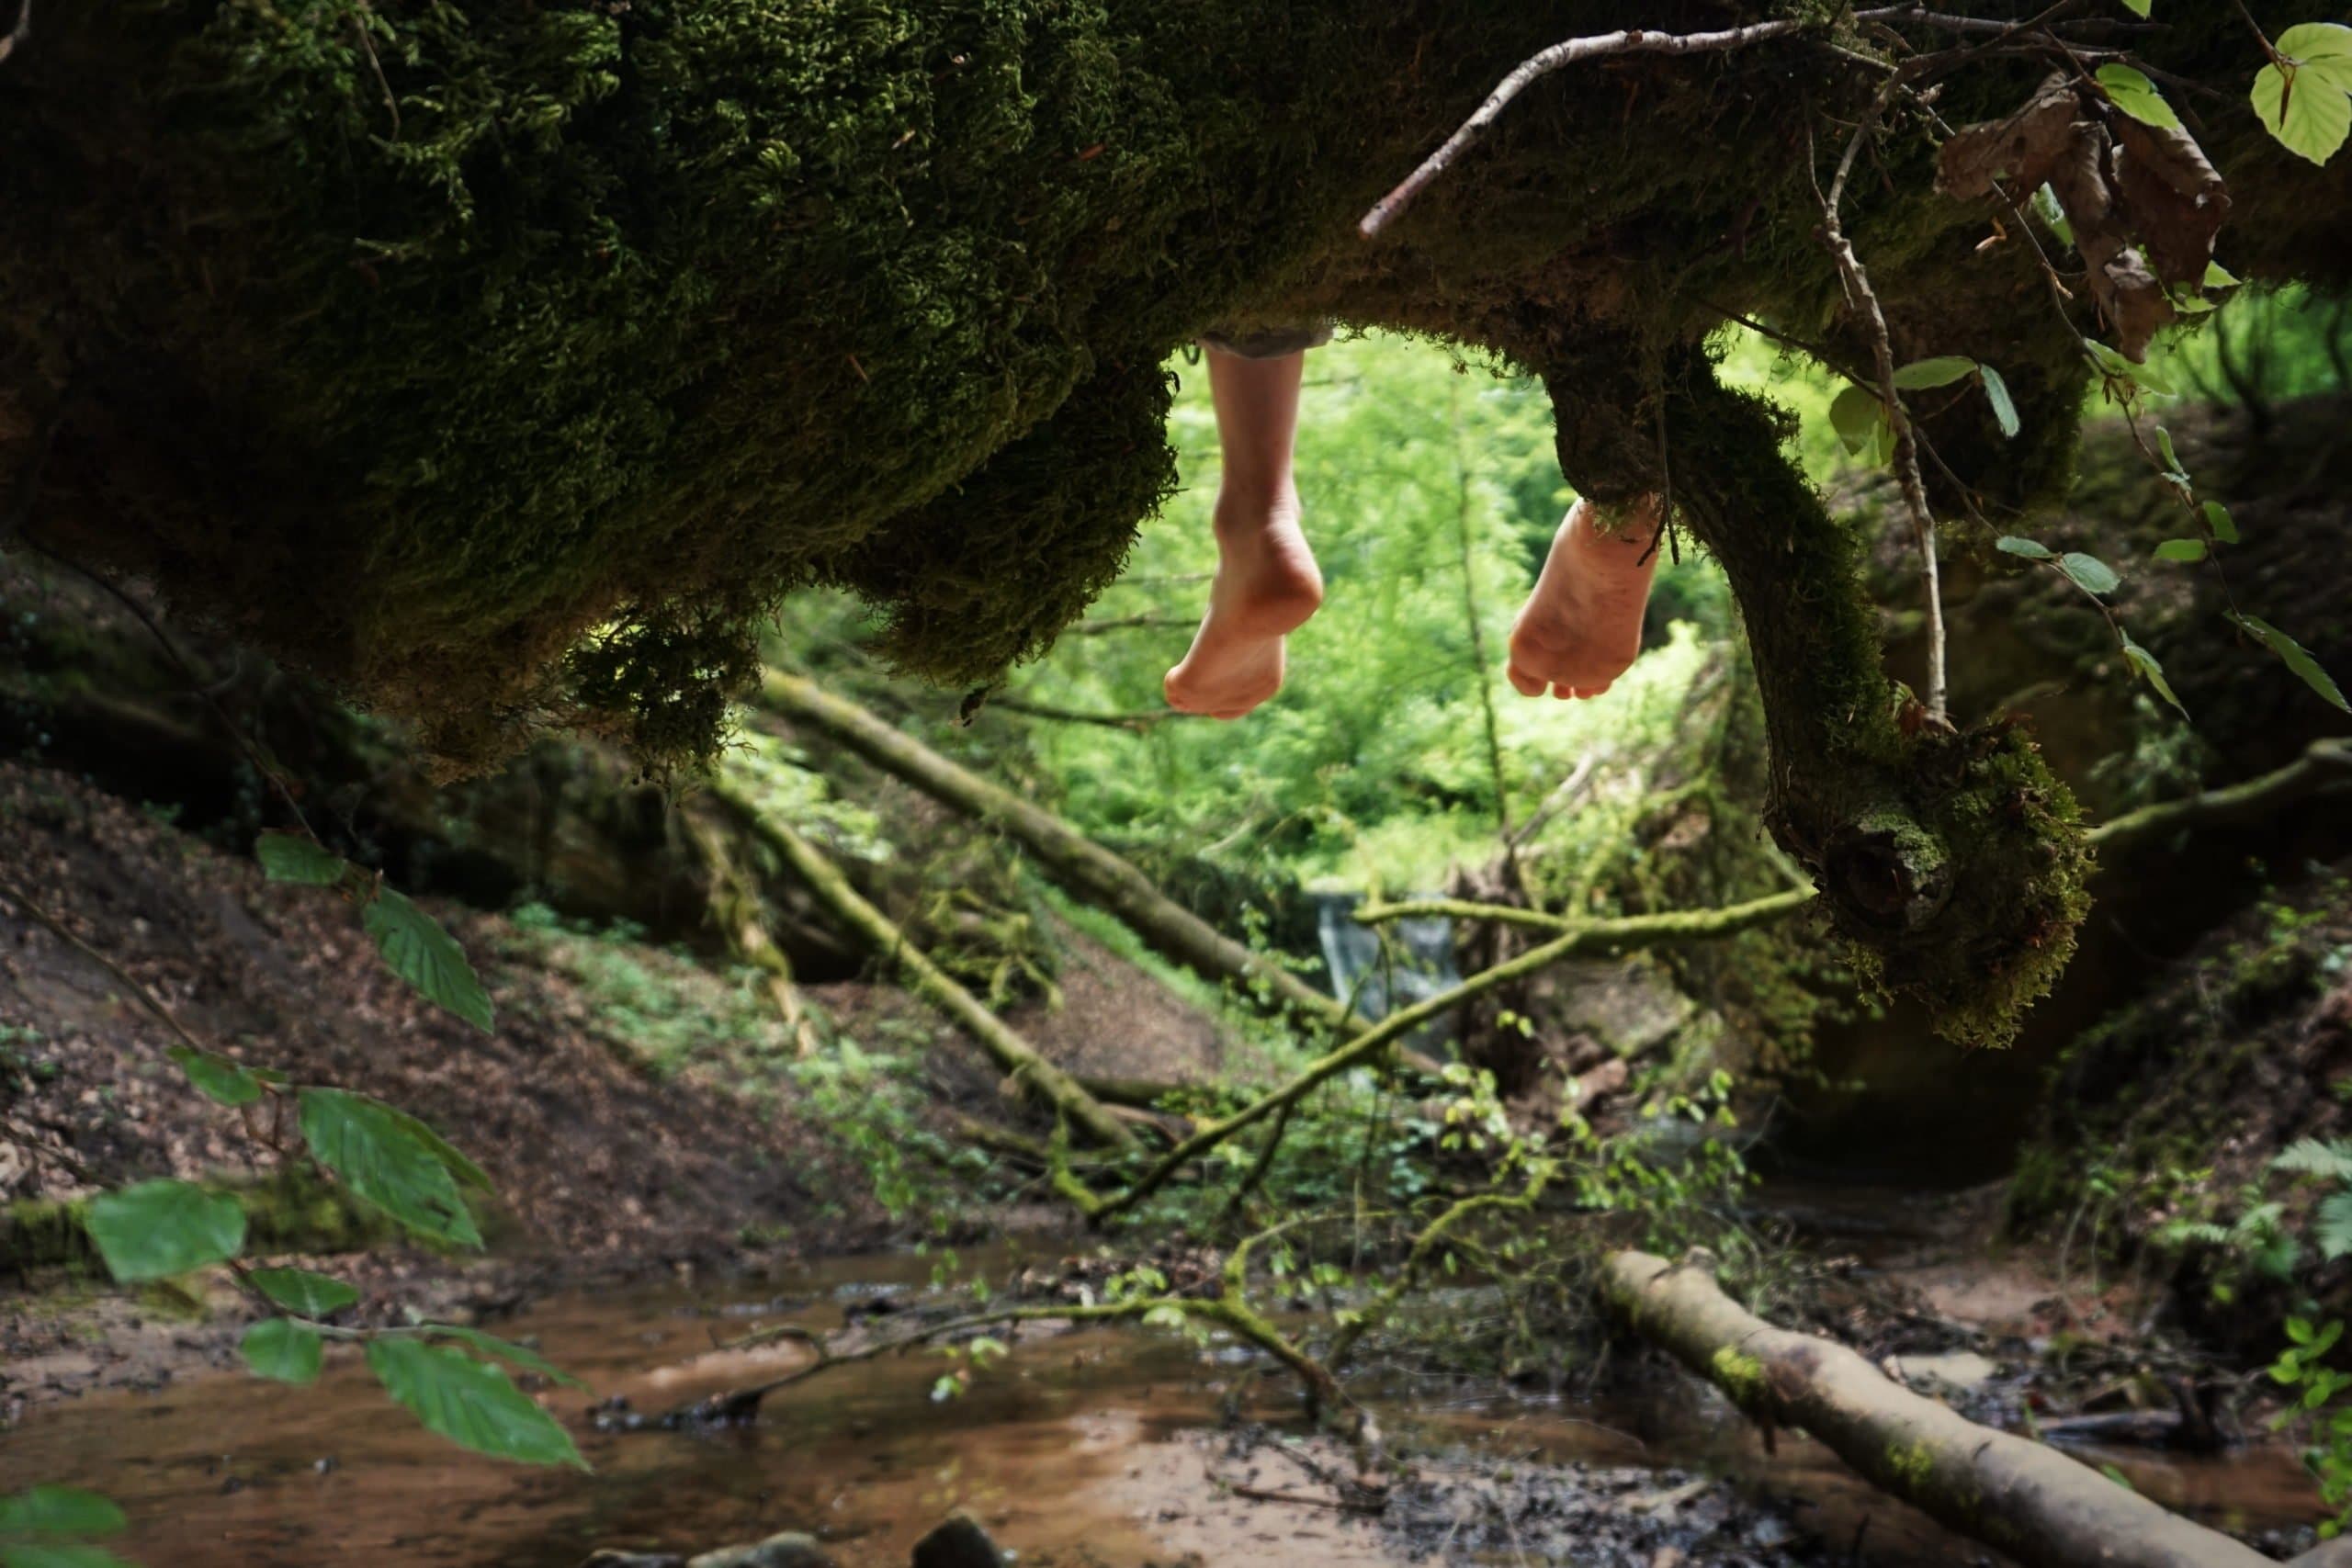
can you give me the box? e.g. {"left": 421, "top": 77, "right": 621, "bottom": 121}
{"left": 1162, "top": 491, "right": 1661, "bottom": 719}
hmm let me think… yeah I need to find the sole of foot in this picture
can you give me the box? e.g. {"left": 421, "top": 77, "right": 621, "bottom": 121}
{"left": 1505, "top": 496, "right": 1660, "bottom": 702}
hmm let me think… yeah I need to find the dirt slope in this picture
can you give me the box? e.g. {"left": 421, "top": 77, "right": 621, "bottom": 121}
{"left": 0, "top": 764, "right": 884, "bottom": 1263}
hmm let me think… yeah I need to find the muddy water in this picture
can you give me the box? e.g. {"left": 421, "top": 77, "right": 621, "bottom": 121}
{"left": 0, "top": 1248, "right": 2325, "bottom": 1567}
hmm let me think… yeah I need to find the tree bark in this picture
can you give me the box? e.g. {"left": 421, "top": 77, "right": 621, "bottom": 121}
{"left": 1600, "top": 1251, "right": 2274, "bottom": 1568}
{"left": 710, "top": 775, "right": 1136, "bottom": 1152}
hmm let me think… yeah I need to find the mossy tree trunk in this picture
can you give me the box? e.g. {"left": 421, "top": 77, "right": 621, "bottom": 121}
{"left": 6, "top": 1, "right": 2348, "bottom": 1039}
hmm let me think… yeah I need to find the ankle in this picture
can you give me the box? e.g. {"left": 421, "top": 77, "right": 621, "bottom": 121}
{"left": 1215, "top": 468, "right": 1295, "bottom": 524}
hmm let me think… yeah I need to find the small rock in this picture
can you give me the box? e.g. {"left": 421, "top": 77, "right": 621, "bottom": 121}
{"left": 910, "top": 1513, "right": 1007, "bottom": 1568}
{"left": 684, "top": 1532, "right": 836, "bottom": 1568}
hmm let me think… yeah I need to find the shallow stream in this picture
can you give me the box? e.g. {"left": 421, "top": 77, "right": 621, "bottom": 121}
{"left": 1, "top": 1247, "right": 2324, "bottom": 1566}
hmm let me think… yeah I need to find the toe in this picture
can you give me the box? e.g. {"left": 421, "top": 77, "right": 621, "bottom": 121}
{"left": 1506, "top": 662, "right": 1546, "bottom": 698}
{"left": 1553, "top": 684, "right": 1577, "bottom": 701}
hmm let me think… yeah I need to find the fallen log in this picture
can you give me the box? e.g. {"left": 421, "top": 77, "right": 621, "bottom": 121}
{"left": 711, "top": 776, "right": 1136, "bottom": 1152}
{"left": 1600, "top": 1251, "right": 2272, "bottom": 1568}
{"left": 756, "top": 671, "right": 1375, "bottom": 1043}
{"left": 683, "top": 810, "right": 819, "bottom": 1057}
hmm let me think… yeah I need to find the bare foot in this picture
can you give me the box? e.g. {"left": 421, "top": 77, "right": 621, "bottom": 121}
{"left": 1506, "top": 497, "right": 1660, "bottom": 702}
{"left": 1164, "top": 486, "right": 1324, "bottom": 719}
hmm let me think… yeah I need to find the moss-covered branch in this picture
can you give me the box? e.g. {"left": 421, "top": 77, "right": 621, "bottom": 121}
{"left": 758, "top": 670, "right": 1357, "bottom": 1035}
{"left": 1325, "top": 1165, "right": 1553, "bottom": 1374}
{"left": 1600, "top": 1250, "right": 2272, "bottom": 1568}
{"left": 1091, "top": 919, "right": 1622, "bottom": 1221}
{"left": 2088, "top": 738, "right": 2352, "bottom": 861}
{"left": 1352, "top": 886, "right": 1814, "bottom": 942}
{"left": 710, "top": 775, "right": 1136, "bottom": 1152}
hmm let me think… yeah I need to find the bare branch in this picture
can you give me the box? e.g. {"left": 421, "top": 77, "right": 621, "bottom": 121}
{"left": 1815, "top": 102, "right": 1951, "bottom": 724}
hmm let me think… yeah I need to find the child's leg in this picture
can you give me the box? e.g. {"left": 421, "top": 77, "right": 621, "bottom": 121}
{"left": 1164, "top": 346, "right": 1325, "bottom": 719}
{"left": 1505, "top": 496, "right": 1661, "bottom": 701}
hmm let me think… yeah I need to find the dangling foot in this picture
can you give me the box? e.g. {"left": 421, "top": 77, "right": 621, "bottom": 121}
{"left": 1506, "top": 496, "right": 1661, "bottom": 702}
{"left": 1164, "top": 485, "right": 1324, "bottom": 719}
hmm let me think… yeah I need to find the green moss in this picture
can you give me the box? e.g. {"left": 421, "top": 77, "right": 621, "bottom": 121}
{"left": 4, "top": 0, "right": 2335, "bottom": 1025}
{"left": 1711, "top": 1346, "right": 1768, "bottom": 1406}
{"left": 0, "top": 1172, "right": 382, "bottom": 1275}
{"left": 1884, "top": 1440, "right": 1937, "bottom": 1493}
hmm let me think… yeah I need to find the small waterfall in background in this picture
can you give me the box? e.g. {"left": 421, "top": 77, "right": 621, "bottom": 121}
{"left": 1311, "top": 891, "right": 1460, "bottom": 1055}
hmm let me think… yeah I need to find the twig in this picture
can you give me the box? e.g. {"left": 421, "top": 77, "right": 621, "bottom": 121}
{"left": 21, "top": 535, "right": 320, "bottom": 840}
{"left": 986, "top": 695, "right": 1200, "bottom": 733}
{"left": 1813, "top": 107, "right": 1951, "bottom": 724}
{"left": 1446, "top": 377, "right": 1521, "bottom": 885}
{"left": 1065, "top": 614, "right": 1195, "bottom": 637}
{"left": 0, "top": 872, "right": 209, "bottom": 1058}
{"left": 0, "top": 0, "right": 28, "bottom": 66}
{"left": 350, "top": 4, "right": 401, "bottom": 137}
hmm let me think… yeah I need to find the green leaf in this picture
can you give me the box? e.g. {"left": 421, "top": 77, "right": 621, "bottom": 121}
{"left": 166, "top": 1045, "right": 266, "bottom": 1109}
{"left": 369, "top": 1104, "right": 492, "bottom": 1193}
{"left": 417, "top": 1325, "right": 586, "bottom": 1389}
{"left": 0, "top": 1489, "right": 125, "bottom": 1540}
{"left": 2202, "top": 501, "right": 2239, "bottom": 543}
{"left": 1978, "top": 364, "right": 2020, "bottom": 438}
{"left": 1996, "top": 536, "right": 2054, "bottom": 560}
{"left": 2118, "top": 0, "right": 2150, "bottom": 17}
{"left": 2278, "top": 1139, "right": 2352, "bottom": 1179}
{"left": 2280, "top": 24, "right": 2352, "bottom": 93}
{"left": 241, "top": 1317, "right": 324, "bottom": 1384}
{"left": 297, "top": 1089, "right": 481, "bottom": 1247}
{"left": 1828, "top": 384, "right": 1884, "bottom": 457}
{"left": 2153, "top": 425, "right": 2186, "bottom": 480}
{"left": 2084, "top": 340, "right": 2135, "bottom": 379}
{"left": 247, "top": 1266, "right": 358, "bottom": 1318}
{"left": 2097, "top": 64, "right": 2180, "bottom": 129}
{"left": 2252, "top": 61, "right": 2351, "bottom": 167}
{"left": 2034, "top": 183, "right": 2075, "bottom": 249}
{"left": 2, "top": 1546, "right": 137, "bottom": 1568}
{"left": 2231, "top": 612, "right": 2352, "bottom": 713}
{"left": 364, "top": 1338, "right": 586, "bottom": 1469}
{"left": 2120, "top": 633, "right": 2188, "bottom": 719}
{"left": 85, "top": 1179, "right": 245, "bottom": 1282}
{"left": 2059, "top": 552, "right": 2121, "bottom": 596}
{"left": 362, "top": 889, "right": 493, "bottom": 1033}
{"left": 2153, "top": 537, "right": 2206, "bottom": 563}
{"left": 254, "top": 832, "right": 348, "bottom": 888}
{"left": 2202, "top": 259, "right": 2240, "bottom": 288}
{"left": 2321, "top": 1194, "right": 2352, "bottom": 1263}
{"left": 1891, "top": 355, "right": 1977, "bottom": 389}
{"left": 2126, "top": 355, "right": 2177, "bottom": 396}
